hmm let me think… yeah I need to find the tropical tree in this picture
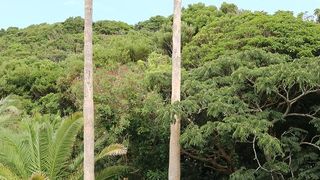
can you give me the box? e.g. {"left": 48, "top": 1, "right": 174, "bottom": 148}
{"left": 220, "top": 2, "right": 238, "bottom": 14}
{"left": 168, "top": 0, "right": 182, "bottom": 179}
{"left": 83, "top": 0, "right": 95, "bottom": 179}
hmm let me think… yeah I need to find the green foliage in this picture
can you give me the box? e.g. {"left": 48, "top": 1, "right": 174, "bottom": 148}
{"left": 94, "top": 20, "right": 133, "bottom": 35}
{"left": 230, "top": 168, "right": 255, "bottom": 180}
{"left": 0, "top": 163, "right": 20, "bottom": 180}
{"left": 135, "top": 16, "right": 169, "bottom": 32}
{"left": 146, "top": 170, "right": 167, "bottom": 180}
{"left": 0, "top": 95, "right": 25, "bottom": 128}
{"left": 97, "top": 144, "right": 127, "bottom": 159}
{"left": 96, "top": 166, "right": 132, "bottom": 180}
{"left": 62, "top": 17, "right": 84, "bottom": 34}
{"left": 179, "top": 48, "right": 320, "bottom": 178}
{"left": 1, "top": 3, "right": 320, "bottom": 179}
{"left": 0, "top": 113, "right": 82, "bottom": 179}
{"left": 220, "top": 2, "right": 239, "bottom": 14}
{"left": 183, "top": 11, "right": 320, "bottom": 67}
{"left": 154, "top": 21, "right": 196, "bottom": 56}
{"left": 46, "top": 113, "right": 83, "bottom": 179}
{"left": 182, "top": 3, "right": 222, "bottom": 32}
{"left": 94, "top": 32, "right": 155, "bottom": 66}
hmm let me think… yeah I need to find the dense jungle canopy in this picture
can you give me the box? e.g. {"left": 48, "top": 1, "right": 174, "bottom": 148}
{"left": 1, "top": 2, "right": 320, "bottom": 180}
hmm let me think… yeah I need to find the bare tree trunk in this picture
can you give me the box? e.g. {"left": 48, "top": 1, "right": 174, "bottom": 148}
{"left": 168, "top": 0, "right": 182, "bottom": 179}
{"left": 84, "top": 0, "right": 95, "bottom": 179}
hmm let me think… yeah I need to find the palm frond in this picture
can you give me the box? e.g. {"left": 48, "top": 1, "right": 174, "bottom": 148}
{"left": 46, "top": 112, "right": 83, "bottom": 179}
{"left": 39, "top": 122, "right": 53, "bottom": 172}
{"left": 24, "top": 121, "right": 53, "bottom": 174}
{"left": 96, "top": 144, "right": 127, "bottom": 161}
{"left": 95, "top": 165, "right": 132, "bottom": 180}
{"left": 29, "top": 171, "right": 49, "bottom": 180}
{"left": 0, "top": 128, "right": 29, "bottom": 178}
{"left": 66, "top": 166, "right": 83, "bottom": 180}
{"left": 66, "top": 153, "right": 87, "bottom": 180}
{"left": 0, "top": 163, "right": 20, "bottom": 180}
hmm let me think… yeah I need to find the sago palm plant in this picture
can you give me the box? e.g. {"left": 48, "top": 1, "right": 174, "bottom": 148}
{"left": 68, "top": 143, "right": 131, "bottom": 180}
{"left": 0, "top": 95, "right": 132, "bottom": 179}
{"left": 0, "top": 113, "right": 83, "bottom": 180}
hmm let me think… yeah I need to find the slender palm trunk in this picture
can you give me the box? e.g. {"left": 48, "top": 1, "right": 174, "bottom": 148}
{"left": 84, "top": 0, "right": 95, "bottom": 179}
{"left": 168, "top": 0, "right": 182, "bottom": 179}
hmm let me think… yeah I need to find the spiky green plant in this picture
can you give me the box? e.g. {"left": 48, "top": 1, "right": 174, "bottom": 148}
{"left": 68, "top": 143, "right": 131, "bottom": 180}
{"left": 0, "top": 98, "right": 132, "bottom": 180}
{"left": 0, "top": 113, "right": 82, "bottom": 179}
{"left": 97, "top": 143, "right": 128, "bottom": 159}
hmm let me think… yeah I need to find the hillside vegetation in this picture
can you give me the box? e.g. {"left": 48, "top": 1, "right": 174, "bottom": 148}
{"left": 1, "top": 3, "right": 320, "bottom": 179}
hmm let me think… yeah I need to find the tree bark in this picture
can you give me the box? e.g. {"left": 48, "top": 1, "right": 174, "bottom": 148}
{"left": 84, "top": 0, "right": 95, "bottom": 179}
{"left": 168, "top": 0, "right": 182, "bottom": 179}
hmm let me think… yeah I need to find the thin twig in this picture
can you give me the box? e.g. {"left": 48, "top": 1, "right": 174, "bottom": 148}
{"left": 288, "top": 153, "right": 294, "bottom": 179}
{"left": 252, "top": 136, "right": 270, "bottom": 172}
{"left": 311, "top": 135, "right": 320, "bottom": 143}
{"left": 290, "top": 89, "right": 320, "bottom": 104}
{"left": 284, "top": 113, "right": 315, "bottom": 119}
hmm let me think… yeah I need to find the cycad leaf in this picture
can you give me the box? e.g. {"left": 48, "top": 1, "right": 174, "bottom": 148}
{"left": 96, "top": 165, "right": 131, "bottom": 180}
{"left": 39, "top": 122, "right": 53, "bottom": 173}
{"left": 68, "top": 153, "right": 83, "bottom": 171}
{"left": 47, "top": 113, "right": 83, "bottom": 179}
{"left": 29, "top": 171, "right": 49, "bottom": 180}
{"left": 67, "top": 167, "right": 83, "bottom": 180}
{"left": 25, "top": 121, "right": 53, "bottom": 174}
{"left": 0, "top": 128, "right": 29, "bottom": 178}
{"left": 97, "top": 144, "right": 127, "bottom": 161}
{"left": 0, "top": 163, "right": 20, "bottom": 180}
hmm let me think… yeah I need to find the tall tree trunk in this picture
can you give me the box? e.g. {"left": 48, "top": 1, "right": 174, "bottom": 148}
{"left": 169, "top": 0, "right": 182, "bottom": 179}
{"left": 84, "top": 0, "right": 95, "bottom": 179}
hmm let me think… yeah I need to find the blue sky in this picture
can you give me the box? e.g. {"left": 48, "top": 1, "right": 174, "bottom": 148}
{"left": 0, "top": 0, "right": 319, "bottom": 29}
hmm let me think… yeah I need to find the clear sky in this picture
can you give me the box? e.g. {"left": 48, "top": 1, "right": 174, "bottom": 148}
{"left": 0, "top": 0, "right": 319, "bottom": 29}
